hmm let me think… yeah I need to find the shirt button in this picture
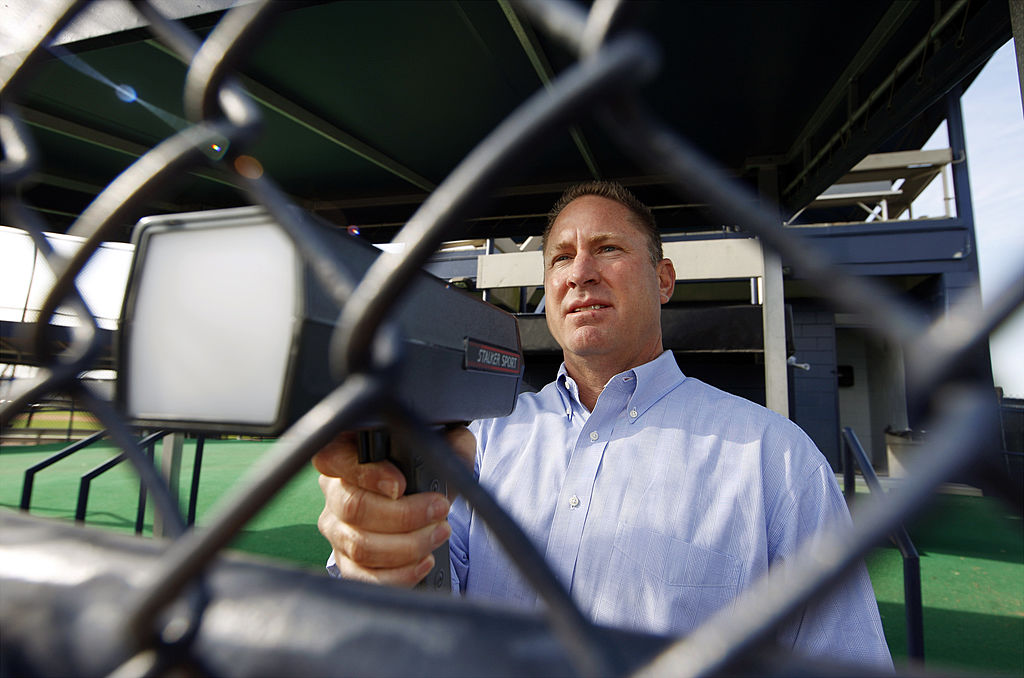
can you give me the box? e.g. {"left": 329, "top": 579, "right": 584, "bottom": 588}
{"left": 589, "top": 431, "right": 599, "bottom": 441}
{"left": 569, "top": 494, "right": 581, "bottom": 509}
{"left": 630, "top": 408, "right": 638, "bottom": 418}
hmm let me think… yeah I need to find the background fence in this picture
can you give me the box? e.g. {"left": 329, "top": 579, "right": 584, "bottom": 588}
{"left": 1, "top": 1, "right": 1021, "bottom": 676}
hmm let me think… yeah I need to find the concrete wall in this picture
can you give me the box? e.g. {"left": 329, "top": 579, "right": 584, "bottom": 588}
{"left": 835, "top": 328, "right": 876, "bottom": 465}
{"left": 833, "top": 324, "right": 912, "bottom": 473}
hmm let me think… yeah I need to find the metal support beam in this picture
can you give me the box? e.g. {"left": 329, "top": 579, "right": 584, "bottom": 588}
{"left": 237, "top": 77, "right": 437, "bottom": 193}
{"left": 25, "top": 172, "right": 183, "bottom": 213}
{"left": 945, "top": 87, "right": 975, "bottom": 257}
{"left": 783, "top": 0, "right": 1011, "bottom": 213}
{"left": 19, "top": 107, "right": 234, "bottom": 189}
{"left": 497, "top": 0, "right": 601, "bottom": 179}
{"left": 783, "top": 1, "right": 918, "bottom": 167}
{"left": 143, "top": 40, "right": 437, "bottom": 193}
{"left": 758, "top": 167, "right": 789, "bottom": 418}
{"left": 785, "top": 0, "right": 971, "bottom": 196}
{"left": 941, "top": 87, "right": 997, "bottom": 395}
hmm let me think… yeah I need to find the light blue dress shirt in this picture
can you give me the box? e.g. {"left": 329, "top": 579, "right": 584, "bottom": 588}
{"left": 449, "top": 351, "right": 892, "bottom": 668}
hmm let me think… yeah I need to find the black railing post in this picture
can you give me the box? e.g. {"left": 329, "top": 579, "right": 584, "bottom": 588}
{"left": 76, "top": 453, "right": 127, "bottom": 523}
{"left": 135, "top": 434, "right": 154, "bottom": 534}
{"left": 903, "top": 554, "right": 924, "bottom": 660}
{"left": 843, "top": 437, "right": 856, "bottom": 502}
{"left": 134, "top": 448, "right": 150, "bottom": 535}
{"left": 66, "top": 399, "right": 75, "bottom": 442}
{"left": 842, "top": 427, "right": 925, "bottom": 662}
{"left": 21, "top": 430, "right": 106, "bottom": 511}
{"left": 187, "top": 435, "right": 206, "bottom": 527}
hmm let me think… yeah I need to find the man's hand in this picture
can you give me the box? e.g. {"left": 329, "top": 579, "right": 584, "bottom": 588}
{"left": 313, "top": 428, "right": 475, "bottom": 588}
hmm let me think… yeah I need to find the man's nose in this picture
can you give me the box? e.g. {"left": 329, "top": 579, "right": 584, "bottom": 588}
{"left": 567, "top": 252, "right": 599, "bottom": 288}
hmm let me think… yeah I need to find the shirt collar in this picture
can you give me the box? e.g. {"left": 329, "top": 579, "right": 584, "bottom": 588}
{"left": 555, "top": 365, "right": 583, "bottom": 421}
{"left": 626, "top": 351, "right": 686, "bottom": 419}
{"left": 554, "top": 351, "right": 685, "bottom": 420}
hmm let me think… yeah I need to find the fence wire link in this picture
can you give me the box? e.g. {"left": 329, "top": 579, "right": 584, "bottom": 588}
{"left": 1, "top": 1, "right": 1020, "bottom": 676}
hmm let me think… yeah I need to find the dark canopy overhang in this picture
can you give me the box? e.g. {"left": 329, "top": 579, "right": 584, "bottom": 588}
{"left": 3, "top": 0, "right": 1012, "bottom": 241}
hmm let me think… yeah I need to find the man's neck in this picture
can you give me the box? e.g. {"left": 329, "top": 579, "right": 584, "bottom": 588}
{"left": 564, "top": 350, "right": 662, "bottom": 411}
{"left": 567, "top": 365, "right": 607, "bottom": 412}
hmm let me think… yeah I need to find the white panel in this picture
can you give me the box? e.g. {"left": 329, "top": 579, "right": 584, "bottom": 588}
{"left": 0, "top": 227, "right": 37, "bottom": 321}
{"left": 477, "top": 250, "right": 543, "bottom": 289}
{"left": 0, "top": 226, "right": 133, "bottom": 329}
{"left": 663, "top": 239, "right": 765, "bottom": 281}
{"left": 476, "top": 238, "right": 765, "bottom": 289}
{"left": 126, "top": 223, "right": 297, "bottom": 426}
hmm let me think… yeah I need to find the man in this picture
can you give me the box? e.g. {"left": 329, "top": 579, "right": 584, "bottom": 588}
{"left": 314, "top": 181, "right": 892, "bottom": 668}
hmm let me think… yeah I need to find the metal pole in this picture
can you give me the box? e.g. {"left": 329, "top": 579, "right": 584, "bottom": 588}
{"left": 843, "top": 436, "right": 856, "bottom": 502}
{"left": 21, "top": 430, "right": 106, "bottom": 510}
{"left": 842, "top": 427, "right": 925, "bottom": 661}
{"left": 187, "top": 435, "right": 206, "bottom": 527}
{"left": 154, "top": 432, "right": 184, "bottom": 538}
{"left": 902, "top": 555, "right": 925, "bottom": 660}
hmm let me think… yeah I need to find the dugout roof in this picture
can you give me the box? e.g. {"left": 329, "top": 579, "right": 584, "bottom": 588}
{"left": 2, "top": 0, "right": 1014, "bottom": 242}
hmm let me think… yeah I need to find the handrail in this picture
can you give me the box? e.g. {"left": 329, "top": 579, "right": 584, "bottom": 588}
{"left": 20, "top": 428, "right": 209, "bottom": 532}
{"left": 186, "top": 435, "right": 206, "bottom": 527}
{"left": 841, "top": 426, "right": 925, "bottom": 661}
{"left": 20, "top": 430, "right": 107, "bottom": 510}
{"left": 76, "top": 430, "right": 169, "bottom": 528}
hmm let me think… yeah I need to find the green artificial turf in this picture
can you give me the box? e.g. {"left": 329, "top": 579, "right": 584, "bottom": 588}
{"left": 864, "top": 493, "right": 1023, "bottom": 675}
{"left": 0, "top": 438, "right": 326, "bottom": 571}
{"left": 2, "top": 439, "right": 1022, "bottom": 674}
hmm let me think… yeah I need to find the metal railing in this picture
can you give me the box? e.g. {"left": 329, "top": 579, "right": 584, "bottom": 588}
{"left": 19, "top": 429, "right": 107, "bottom": 509}
{"left": 841, "top": 427, "right": 925, "bottom": 662}
{"left": 1, "top": 1, "right": 1020, "bottom": 676}
{"left": 74, "top": 430, "right": 167, "bottom": 529}
{"left": 19, "top": 429, "right": 212, "bottom": 533}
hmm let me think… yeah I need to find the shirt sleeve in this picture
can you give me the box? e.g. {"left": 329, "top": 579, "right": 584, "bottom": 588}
{"left": 769, "top": 455, "right": 894, "bottom": 671}
{"left": 449, "top": 419, "right": 485, "bottom": 594}
{"left": 449, "top": 495, "right": 471, "bottom": 593}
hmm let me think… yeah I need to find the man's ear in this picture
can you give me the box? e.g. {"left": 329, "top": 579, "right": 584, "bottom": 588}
{"left": 657, "top": 257, "right": 676, "bottom": 304}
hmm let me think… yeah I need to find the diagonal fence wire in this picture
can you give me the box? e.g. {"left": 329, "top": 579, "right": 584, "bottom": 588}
{"left": 0, "top": 0, "right": 1021, "bottom": 676}
{"left": 111, "top": 3, "right": 642, "bottom": 674}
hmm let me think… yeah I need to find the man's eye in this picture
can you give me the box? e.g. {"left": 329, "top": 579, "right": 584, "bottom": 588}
{"left": 599, "top": 245, "right": 619, "bottom": 253}
{"left": 552, "top": 254, "right": 571, "bottom": 264}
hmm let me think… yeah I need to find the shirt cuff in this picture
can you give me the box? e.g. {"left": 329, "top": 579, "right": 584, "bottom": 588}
{"left": 325, "top": 550, "right": 341, "bottom": 578}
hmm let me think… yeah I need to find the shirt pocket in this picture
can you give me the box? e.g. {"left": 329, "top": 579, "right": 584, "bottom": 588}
{"left": 609, "top": 524, "right": 742, "bottom": 633}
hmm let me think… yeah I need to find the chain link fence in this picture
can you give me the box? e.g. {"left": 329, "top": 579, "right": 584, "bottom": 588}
{"left": 1, "top": 0, "right": 1021, "bottom": 675}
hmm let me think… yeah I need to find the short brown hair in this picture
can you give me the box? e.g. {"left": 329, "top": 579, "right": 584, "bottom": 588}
{"left": 544, "top": 181, "right": 662, "bottom": 265}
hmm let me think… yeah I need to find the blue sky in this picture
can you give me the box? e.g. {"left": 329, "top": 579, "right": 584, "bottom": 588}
{"left": 913, "top": 40, "right": 1023, "bottom": 396}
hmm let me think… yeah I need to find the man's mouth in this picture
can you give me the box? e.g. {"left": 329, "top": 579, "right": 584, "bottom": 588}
{"left": 569, "top": 304, "right": 609, "bottom": 313}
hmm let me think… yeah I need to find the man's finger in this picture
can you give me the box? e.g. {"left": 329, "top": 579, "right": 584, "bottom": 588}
{"left": 324, "top": 515, "right": 451, "bottom": 570}
{"left": 333, "top": 552, "right": 437, "bottom": 589}
{"left": 312, "top": 432, "right": 406, "bottom": 499}
{"left": 320, "top": 475, "right": 450, "bottom": 533}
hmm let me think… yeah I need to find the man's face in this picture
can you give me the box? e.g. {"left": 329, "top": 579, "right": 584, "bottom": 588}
{"left": 543, "top": 195, "right": 675, "bottom": 374}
